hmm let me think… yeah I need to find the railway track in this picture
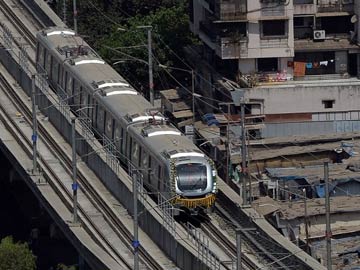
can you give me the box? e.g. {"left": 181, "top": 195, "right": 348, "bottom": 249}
{"left": 0, "top": 3, "right": 165, "bottom": 268}
{"left": 0, "top": 68, "right": 164, "bottom": 269}
{"left": 0, "top": 2, "right": 318, "bottom": 270}
{"left": 214, "top": 197, "right": 312, "bottom": 270}
{"left": 201, "top": 220, "right": 256, "bottom": 270}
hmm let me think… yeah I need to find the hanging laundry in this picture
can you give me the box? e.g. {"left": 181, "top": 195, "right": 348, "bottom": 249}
{"left": 320, "top": 61, "right": 328, "bottom": 66}
{"left": 306, "top": 62, "right": 313, "bottom": 69}
{"left": 313, "top": 62, "right": 320, "bottom": 68}
{"left": 294, "top": 62, "right": 306, "bottom": 77}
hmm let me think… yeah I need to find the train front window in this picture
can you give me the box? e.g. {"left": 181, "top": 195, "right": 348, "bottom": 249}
{"left": 176, "top": 163, "right": 207, "bottom": 192}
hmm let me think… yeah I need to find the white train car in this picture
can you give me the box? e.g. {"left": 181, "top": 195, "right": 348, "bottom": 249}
{"left": 36, "top": 27, "right": 217, "bottom": 214}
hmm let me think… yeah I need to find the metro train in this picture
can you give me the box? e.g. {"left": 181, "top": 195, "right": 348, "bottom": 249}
{"left": 35, "top": 27, "right": 217, "bottom": 214}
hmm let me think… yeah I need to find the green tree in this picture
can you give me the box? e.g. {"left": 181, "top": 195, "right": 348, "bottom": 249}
{"left": 56, "top": 263, "right": 77, "bottom": 270}
{"left": 99, "top": 3, "right": 197, "bottom": 91}
{"left": 0, "top": 236, "right": 36, "bottom": 270}
{"left": 51, "top": 0, "right": 198, "bottom": 92}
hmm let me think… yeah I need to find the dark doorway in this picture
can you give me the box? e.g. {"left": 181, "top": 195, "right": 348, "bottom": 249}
{"left": 348, "top": 53, "right": 358, "bottom": 77}
{"left": 257, "top": 58, "right": 278, "bottom": 72}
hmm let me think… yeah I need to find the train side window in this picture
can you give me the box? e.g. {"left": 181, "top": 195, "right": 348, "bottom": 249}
{"left": 73, "top": 80, "right": 81, "bottom": 108}
{"left": 36, "top": 44, "right": 41, "bottom": 68}
{"left": 148, "top": 156, "right": 152, "bottom": 186}
{"left": 132, "top": 140, "right": 139, "bottom": 163}
{"left": 66, "top": 75, "right": 73, "bottom": 101}
{"left": 105, "top": 112, "right": 113, "bottom": 139}
{"left": 92, "top": 100, "right": 97, "bottom": 125}
{"left": 52, "top": 59, "right": 59, "bottom": 84}
{"left": 128, "top": 136, "right": 132, "bottom": 162}
{"left": 79, "top": 86, "right": 84, "bottom": 108}
{"left": 121, "top": 128, "right": 125, "bottom": 154}
{"left": 43, "top": 49, "right": 46, "bottom": 70}
{"left": 138, "top": 146, "right": 142, "bottom": 167}
{"left": 57, "top": 63, "right": 61, "bottom": 85}
{"left": 96, "top": 105, "right": 105, "bottom": 133}
{"left": 142, "top": 149, "right": 148, "bottom": 169}
{"left": 46, "top": 53, "right": 52, "bottom": 76}
{"left": 114, "top": 123, "right": 122, "bottom": 155}
{"left": 155, "top": 164, "right": 161, "bottom": 190}
{"left": 64, "top": 71, "right": 68, "bottom": 93}
{"left": 59, "top": 67, "right": 64, "bottom": 91}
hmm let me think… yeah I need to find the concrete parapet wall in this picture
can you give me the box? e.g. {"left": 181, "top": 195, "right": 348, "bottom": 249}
{"left": 0, "top": 47, "right": 210, "bottom": 270}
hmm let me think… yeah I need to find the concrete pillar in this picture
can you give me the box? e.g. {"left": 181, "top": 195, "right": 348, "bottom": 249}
{"left": 355, "top": 1, "right": 360, "bottom": 77}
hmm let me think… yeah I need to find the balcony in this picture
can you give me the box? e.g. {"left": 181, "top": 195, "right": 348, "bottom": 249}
{"left": 199, "top": 21, "right": 248, "bottom": 59}
{"left": 317, "top": 1, "right": 354, "bottom": 13}
{"left": 216, "top": 37, "right": 248, "bottom": 59}
{"left": 293, "top": 0, "right": 316, "bottom": 15}
{"left": 260, "top": 37, "right": 289, "bottom": 48}
{"left": 260, "top": 0, "right": 287, "bottom": 17}
{"left": 214, "top": 0, "right": 247, "bottom": 21}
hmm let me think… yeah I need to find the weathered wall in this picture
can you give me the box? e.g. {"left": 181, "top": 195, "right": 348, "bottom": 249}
{"left": 245, "top": 82, "right": 360, "bottom": 115}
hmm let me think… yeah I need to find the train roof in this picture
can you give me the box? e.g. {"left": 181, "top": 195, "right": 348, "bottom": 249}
{"left": 131, "top": 122, "right": 201, "bottom": 162}
{"left": 37, "top": 27, "right": 206, "bottom": 163}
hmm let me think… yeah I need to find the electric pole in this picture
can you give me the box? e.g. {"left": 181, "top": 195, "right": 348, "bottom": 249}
{"left": 303, "top": 188, "right": 310, "bottom": 253}
{"left": 136, "top": 26, "right": 153, "bottom": 105}
{"left": 236, "top": 228, "right": 256, "bottom": 270}
{"left": 63, "top": 0, "right": 67, "bottom": 25}
{"left": 31, "top": 74, "right": 38, "bottom": 175}
{"left": 219, "top": 102, "right": 233, "bottom": 184}
{"left": 132, "top": 170, "right": 140, "bottom": 270}
{"left": 73, "top": 0, "right": 77, "bottom": 33}
{"left": 240, "top": 99, "right": 247, "bottom": 206}
{"left": 71, "top": 117, "right": 78, "bottom": 224}
{"left": 324, "top": 162, "right": 332, "bottom": 270}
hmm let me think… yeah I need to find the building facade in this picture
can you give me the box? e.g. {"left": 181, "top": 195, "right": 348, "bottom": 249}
{"left": 190, "top": 0, "right": 360, "bottom": 138}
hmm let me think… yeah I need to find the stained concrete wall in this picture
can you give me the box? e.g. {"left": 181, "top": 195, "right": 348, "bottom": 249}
{"left": 244, "top": 82, "right": 360, "bottom": 115}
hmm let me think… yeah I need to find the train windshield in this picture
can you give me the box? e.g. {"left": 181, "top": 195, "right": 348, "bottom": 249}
{"left": 176, "top": 163, "right": 207, "bottom": 192}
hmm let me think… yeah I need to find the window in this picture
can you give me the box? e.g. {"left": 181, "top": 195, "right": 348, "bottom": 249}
{"left": 73, "top": 80, "right": 81, "bottom": 107}
{"left": 105, "top": 113, "right": 113, "bottom": 139}
{"left": 66, "top": 75, "right": 73, "bottom": 100}
{"left": 323, "top": 100, "right": 335, "bottom": 109}
{"left": 114, "top": 123, "right": 122, "bottom": 154}
{"left": 97, "top": 106, "right": 105, "bottom": 132}
{"left": 51, "top": 60, "right": 59, "bottom": 84}
{"left": 257, "top": 58, "right": 278, "bottom": 72}
{"left": 262, "top": 20, "right": 286, "bottom": 37}
{"left": 132, "top": 140, "right": 139, "bottom": 162}
{"left": 45, "top": 52, "right": 52, "bottom": 75}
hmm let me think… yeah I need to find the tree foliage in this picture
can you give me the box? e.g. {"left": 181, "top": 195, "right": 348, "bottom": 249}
{"left": 52, "top": 0, "right": 198, "bottom": 92}
{"left": 56, "top": 263, "right": 76, "bottom": 270}
{"left": 0, "top": 236, "right": 36, "bottom": 270}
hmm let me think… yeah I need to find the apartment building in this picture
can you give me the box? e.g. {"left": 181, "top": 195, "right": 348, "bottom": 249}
{"left": 189, "top": 0, "right": 360, "bottom": 138}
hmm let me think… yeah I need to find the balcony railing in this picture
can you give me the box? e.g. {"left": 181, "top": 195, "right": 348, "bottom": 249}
{"left": 217, "top": 37, "right": 248, "bottom": 59}
{"left": 260, "top": 37, "right": 288, "bottom": 48}
{"left": 317, "top": 1, "right": 354, "bottom": 13}
{"left": 261, "top": 2, "right": 286, "bottom": 17}
{"left": 215, "top": 0, "right": 247, "bottom": 21}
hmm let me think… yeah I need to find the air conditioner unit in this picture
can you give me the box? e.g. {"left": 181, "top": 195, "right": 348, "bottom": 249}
{"left": 313, "top": 30, "right": 325, "bottom": 40}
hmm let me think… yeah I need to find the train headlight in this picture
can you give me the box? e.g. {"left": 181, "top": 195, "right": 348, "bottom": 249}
{"left": 212, "top": 181, "right": 217, "bottom": 193}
